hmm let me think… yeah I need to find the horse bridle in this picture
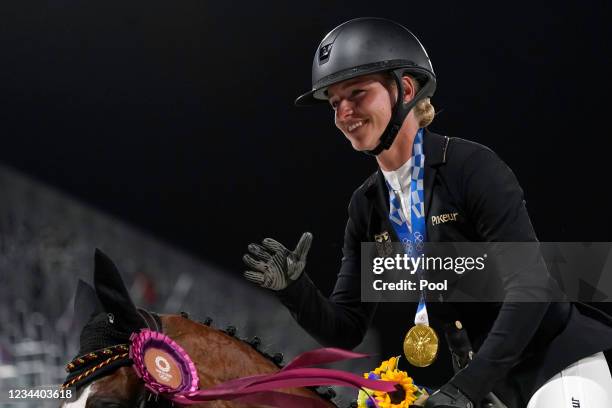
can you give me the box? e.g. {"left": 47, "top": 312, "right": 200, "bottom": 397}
{"left": 134, "top": 310, "right": 173, "bottom": 407}
{"left": 63, "top": 309, "right": 173, "bottom": 407}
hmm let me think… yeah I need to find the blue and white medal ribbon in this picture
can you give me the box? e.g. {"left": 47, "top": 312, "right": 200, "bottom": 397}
{"left": 386, "top": 128, "right": 429, "bottom": 323}
{"left": 386, "top": 129, "right": 439, "bottom": 366}
{"left": 414, "top": 298, "right": 430, "bottom": 326}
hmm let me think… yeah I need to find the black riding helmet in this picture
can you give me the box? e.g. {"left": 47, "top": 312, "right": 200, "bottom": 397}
{"left": 295, "top": 17, "right": 436, "bottom": 156}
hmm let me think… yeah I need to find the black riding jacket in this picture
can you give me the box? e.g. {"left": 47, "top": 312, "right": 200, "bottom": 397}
{"left": 276, "top": 130, "right": 612, "bottom": 406}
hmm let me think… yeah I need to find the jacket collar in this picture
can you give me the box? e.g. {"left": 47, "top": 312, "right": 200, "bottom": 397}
{"left": 364, "top": 129, "right": 450, "bottom": 221}
{"left": 364, "top": 130, "right": 449, "bottom": 195}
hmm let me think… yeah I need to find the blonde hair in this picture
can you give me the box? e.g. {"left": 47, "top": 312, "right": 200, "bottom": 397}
{"left": 409, "top": 75, "right": 435, "bottom": 128}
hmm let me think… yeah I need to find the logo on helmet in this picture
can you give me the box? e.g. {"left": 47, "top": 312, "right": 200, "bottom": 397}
{"left": 319, "top": 44, "right": 333, "bottom": 63}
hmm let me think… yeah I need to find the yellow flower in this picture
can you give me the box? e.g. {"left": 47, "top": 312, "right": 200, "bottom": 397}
{"left": 374, "top": 369, "right": 419, "bottom": 407}
{"left": 357, "top": 357, "right": 420, "bottom": 408}
{"left": 373, "top": 356, "right": 399, "bottom": 376}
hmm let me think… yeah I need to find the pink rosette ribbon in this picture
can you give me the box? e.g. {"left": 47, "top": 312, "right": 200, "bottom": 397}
{"left": 130, "top": 329, "right": 199, "bottom": 395}
{"left": 130, "top": 330, "right": 395, "bottom": 407}
{"left": 172, "top": 347, "right": 396, "bottom": 407}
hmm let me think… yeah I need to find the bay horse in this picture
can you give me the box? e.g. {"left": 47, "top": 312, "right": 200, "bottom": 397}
{"left": 61, "top": 250, "right": 340, "bottom": 408}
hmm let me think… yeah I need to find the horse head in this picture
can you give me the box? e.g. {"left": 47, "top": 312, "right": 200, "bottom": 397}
{"left": 62, "top": 249, "right": 150, "bottom": 406}
{"left": 62, "top": 250, "right": 336, "bottom": 407}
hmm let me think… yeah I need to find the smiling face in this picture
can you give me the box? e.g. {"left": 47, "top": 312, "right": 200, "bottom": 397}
{"left": 327, "top": 73, "right": 396, "bottom": 151}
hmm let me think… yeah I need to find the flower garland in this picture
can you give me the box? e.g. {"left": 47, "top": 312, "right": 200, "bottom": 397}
{"left": 357, "top": 356, "right": 428, "bottom": 408}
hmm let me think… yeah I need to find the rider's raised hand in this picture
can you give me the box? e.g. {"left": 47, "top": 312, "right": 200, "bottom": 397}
{"left": 242, "top": 232, "right": 313, "bottom": 291}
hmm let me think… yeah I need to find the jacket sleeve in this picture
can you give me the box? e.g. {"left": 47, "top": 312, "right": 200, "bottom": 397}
{"left": 449, "top": 147, "right": 552, "bottom": 401}
{"left": 274, "top": 193, "right": 377, "bottom": 350}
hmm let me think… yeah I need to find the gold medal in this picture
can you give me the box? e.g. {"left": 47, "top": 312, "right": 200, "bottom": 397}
{"left": 403, "top": 324, "right": 439, "bottom": 367}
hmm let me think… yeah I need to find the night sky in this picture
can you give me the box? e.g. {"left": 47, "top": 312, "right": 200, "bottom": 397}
{"left": 2, "top": 0, "right": 611, "bottom": 355}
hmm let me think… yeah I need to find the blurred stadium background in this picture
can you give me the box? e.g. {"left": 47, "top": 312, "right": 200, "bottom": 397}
{"left": 0, "top": 164, "right": 380, "bottom": 407}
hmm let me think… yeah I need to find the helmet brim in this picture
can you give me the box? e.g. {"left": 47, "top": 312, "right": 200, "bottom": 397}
{"left": 294, "top": 88, "right": 327, "bottom": 107}
{"left": 294, "top": 61, "right": 435, "bottom": 107}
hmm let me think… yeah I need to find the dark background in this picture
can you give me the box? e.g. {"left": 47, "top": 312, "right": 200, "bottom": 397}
{"left": 1, "top": 0, "right": 611, "bottom": 383}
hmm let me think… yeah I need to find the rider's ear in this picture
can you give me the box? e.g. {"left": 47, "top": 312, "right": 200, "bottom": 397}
{"left": 74, "top": 279, "right": 103, "bottom": 329}
{"left": 401, "top": 75, "right": 417, "bottom": 103}
{"left": 93, "top": 248, "right": 146, "bottom": 331}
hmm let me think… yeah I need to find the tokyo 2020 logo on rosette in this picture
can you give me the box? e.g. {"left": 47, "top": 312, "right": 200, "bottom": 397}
{"left": 129, "top": 329, "right": 199, "bottom": 396}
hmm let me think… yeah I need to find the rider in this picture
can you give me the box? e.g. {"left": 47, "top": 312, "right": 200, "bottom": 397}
{"left": 242, "top": 18, "right": 612, "bottom": 407}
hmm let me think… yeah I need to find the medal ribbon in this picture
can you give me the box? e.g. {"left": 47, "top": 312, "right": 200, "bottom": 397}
{"left": 386, "top": 128, "right": 429, "bottom": 326}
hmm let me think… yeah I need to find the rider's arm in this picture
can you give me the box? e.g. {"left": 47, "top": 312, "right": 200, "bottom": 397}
{"left": 275, "top": 192, "right": 377, "bottom": 350}
{"left": 448, "top": 146, "right": 551, "bottom": 402}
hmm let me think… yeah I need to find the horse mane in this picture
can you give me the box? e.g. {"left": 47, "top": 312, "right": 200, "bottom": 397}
{"left": 165, "top": 311, "right": 338, "bottom": 404}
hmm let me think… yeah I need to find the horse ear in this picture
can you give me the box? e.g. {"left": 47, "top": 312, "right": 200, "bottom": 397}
{"left": 74, "top": 279, "right": 102, "bottom": 328}
{"left": 93, "top": 249, "right": 145, "bottom": 331}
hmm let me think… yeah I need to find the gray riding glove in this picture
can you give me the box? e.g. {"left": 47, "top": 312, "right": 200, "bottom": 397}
{"left": 242, "top": 232, "right": 313, "bottom": 291}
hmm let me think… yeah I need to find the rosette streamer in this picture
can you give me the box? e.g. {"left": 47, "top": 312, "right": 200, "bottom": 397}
{"left": 130, "top": 330, "right": 395, "bottom": 407}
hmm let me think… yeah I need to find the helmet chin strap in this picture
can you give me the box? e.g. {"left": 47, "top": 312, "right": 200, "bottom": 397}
{"left": 364, "top": 69, "right": 431, "bottom": 157}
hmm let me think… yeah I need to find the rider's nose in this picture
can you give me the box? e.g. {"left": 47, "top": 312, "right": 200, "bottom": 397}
{"left": 336, "top": 99, "right": 354, "bottom": 121}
